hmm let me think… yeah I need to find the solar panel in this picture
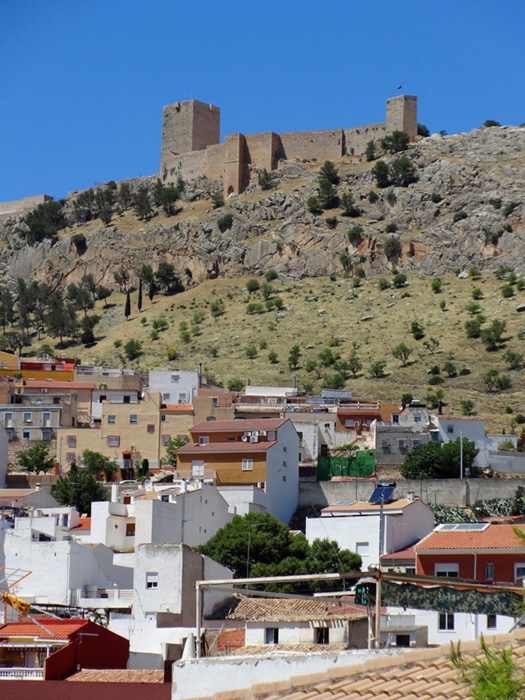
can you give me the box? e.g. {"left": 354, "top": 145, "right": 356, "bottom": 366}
{"left": 369, "top": 486, "right": 395, "bottom": 503}
{"left": 440, "top": 523, "right": 489, "bottom": 531}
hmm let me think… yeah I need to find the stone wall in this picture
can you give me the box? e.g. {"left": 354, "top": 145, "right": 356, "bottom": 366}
{"left": 344, "top": 122, "right": 388, "bottom": 156}
{"left": 162, "top": 149, "right": 207, "bottom": 183}
{"left": 386, "top": 95, "right": 418, "bottom": 140}
{"left": 299, "top": 477, "right": 525, "bottom": 509}
{"left": 206, "top": 142, "right": 226, "bottom": 182}
{"left": 245, "top": 131, "right": 280, "bottom": 171}
{"left": 279, "top": 128, "right": 344, "bottom": 162}
{"left": 160, "top": 99, "right": 220, "bottom": 174}
{"left": 0, "top": 194, "right": 53, "bottom": 216}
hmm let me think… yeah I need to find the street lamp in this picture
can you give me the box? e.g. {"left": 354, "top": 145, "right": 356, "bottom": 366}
{"left": 246, "top": 522, "right": 267, "bottom": 578}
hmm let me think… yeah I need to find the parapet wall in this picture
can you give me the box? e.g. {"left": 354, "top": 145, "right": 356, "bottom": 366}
{"left": 0, "top": 194, "right": 53, "bottom": 216}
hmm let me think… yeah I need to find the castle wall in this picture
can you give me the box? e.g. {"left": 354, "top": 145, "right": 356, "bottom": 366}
{"left": 0, "top": 194, "right": 53, "bottom": 216}
{"left": 206, "top": 142, "right": 226, "bottom": 182}
{"left": 386, "top": 95, "right": 417, "bottom": 140}
{"left": 224, "top": 133, "right": 248, "bottom": 196}
{"left": 244, "top": 132, "right": 281, "bottom": 172}
{"left": 163, "top": 149, "right": 207, "bottom": 183}
{"left": 344, "top": 122, "right": 387, "bottom": 156}
{"left": 279, "top": 129, "right": 344, "bottom": 162}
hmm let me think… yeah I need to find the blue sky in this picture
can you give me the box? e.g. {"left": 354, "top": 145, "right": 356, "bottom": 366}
{"left": 1, "top": 0, "right": 524, "bottom": 201}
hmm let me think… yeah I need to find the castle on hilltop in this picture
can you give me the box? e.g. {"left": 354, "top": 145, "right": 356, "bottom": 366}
{"left": 160, "top": 95, "right": 417, "bottom": 195}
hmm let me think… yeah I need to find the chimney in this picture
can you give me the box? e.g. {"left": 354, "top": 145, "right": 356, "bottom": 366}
{"left": 180, "top": 479, "right": 187, "bottom": 494}
{"left": 407, "top": 490, "right": 415, "bottom": 502}
{"left": 111, "top": 481, "right": 119, "bottom": 503}
{"left": 35, "top": 483, "right": 41, "bottom": 491}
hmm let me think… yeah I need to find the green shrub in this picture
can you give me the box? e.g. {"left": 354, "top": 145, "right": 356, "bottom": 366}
{"left": 384, "top": 236, "right": 402, "bottom": 260}
{"left": 71, "top": 233, "right": 87, "bottom": 253}
{"left": 468, "top": 267, "right": 481, "bottom": 279}
{"left": 246, "top": 279, "right": 260, "bottom": 293}
{"left": 392, "top": 273, "right": 407, "bottom": 288}
{"left": 385, "top": 189, "right": 397, "bottom": 206}
{"left": 340, "top": 192, "right": 360, "bottom": 217}
{"left": 380, "top": 130, "right": 409, "bottom": 154}
{"left": 385, "top": 222, "right": 398, "bottom": 233}
{"left": 247, "top": 303, "right": 264, "bottom": 314}
{"left": 325, "top": 216, "right": 338, "bottom": 229}
{"left": 348, "top": 225, "right": 364, "bottom": 246}
{"left": 211, "top": 191, "right": 225, "bottom": 208}
{"left": 431, "top": 192, "right": 443, "bottom": 204}
{"left": 264, "top": 270, "right": 278, "bottom": 282}
{"left": 471, "top": 288, "right": 482, "bottom": 300}
{"left": 483, "top": 119, "right": 500, "bottom": 127}
{"left": 417, "top": 124, "right": 430, "bottom": 137}
{"left": 217, "top": 214, "right": 233, "bottom": 232}
{"left": 503, "top": 201, "right": 519, "bottom": 217}
{"left": 431, "top": 279, "right": 442, "bottom": 293}
{"left": 501, "top": 284, "right": 514, "bottom": 298}
{"left": 371, "top": 161, "right": 390, "bottom": 188}
{"left": 390, "top": 157, "right": 417, "bottom": 187}
{"left": 453, "top": 210, "right": 468, "bottom": 223}
{"left": 365, "top": 141, "right": 376, "bottom": 162}
{"left": 257, "top": 169, "right": 274, "bottom": 190}
{"left": 378, "top": 277, "right": 389, "bottom": 290}
{"left": 428, "top": 375, "right": 444, "bottom": 386}
{"left": 307, "top": 196, "right": 322, "bottom": 214}
{"left": 368, "top": 190, "right": 379, "bottom": 203}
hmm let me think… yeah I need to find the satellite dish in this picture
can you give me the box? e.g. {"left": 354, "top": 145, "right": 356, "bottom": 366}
{"left": 241, "top": 436, "right": 248, "bottom": 442}
{"left": 398, "top": 405, "right": 404, "bottom": 411}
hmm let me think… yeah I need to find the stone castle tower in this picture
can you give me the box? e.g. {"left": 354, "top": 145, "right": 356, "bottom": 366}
{"left": 161, "top": 95, "right": 417, "bottom": 195}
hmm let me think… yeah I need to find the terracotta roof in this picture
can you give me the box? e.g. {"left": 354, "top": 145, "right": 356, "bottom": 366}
{"left": 209, "top": 597, "right": 368, "bottom": 622}
{"left": 189, "top": 630, "right": 525, "bottom": 700}
{"left": 380, "top": 541, "right": 418, "bottom": 561}
{"left": 66, "top": 669, "right": 165, "bottom": 683}
{"left": 22, "top": 381, "right": 96, "bottom": 390}
{"left": 416, "top": 523, "right": 525, "bottom": 551}
{"left": 322, "top": 499, "right": 416, "bottom": 515}
{"left": 71, "top": 517, "right": 91, "bottom": 531}
{"left": 227, "top": 644, "right": 348, "bottom": 656}
{"left": 0, "top": 619, "right": 88, "bottom": 640}
{"left": 0, "top": 488, "right": 38, "bottom": 498}
{"left": 163, "top": 404, "right": 194, "bottom": 412}
{"left": 178, "top": 440, "right": 277, "bottom": 454}
{"left": 190, "top": 418, "right": 288, "bottom": 432}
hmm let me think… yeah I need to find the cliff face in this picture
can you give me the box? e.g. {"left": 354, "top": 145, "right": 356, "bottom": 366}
{"left": 1, "top": 125, "right": 525, "bottom": 291}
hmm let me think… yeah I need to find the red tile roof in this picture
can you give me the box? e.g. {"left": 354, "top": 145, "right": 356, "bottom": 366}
{"left": 0, "top": 619, "right": 88, "bottom": 640}
{"left": 71, "top": 517, "right": 91, "bottom": 531}
{"left": 177, "top": 441, "right": 277, "bottom": 454}
{"left": 66, "top": 669, "right": 165, "bottom": 683}
{"left": 416, "top": 524, "right": 525, "bottom": 551}
{"left": 190, "top": 418, "right": 288, "bottom": 432}
{"left": 209, "top": 597, "right": 368, "bottom": 622}
{"left": 163, "top": 404, "right": 193, "bottom": 411}
{"left": 380, "top": 541, "right": 418, "bottom": 561}
{"left": 23, "top": 380, "right": 96, "bottom": 390}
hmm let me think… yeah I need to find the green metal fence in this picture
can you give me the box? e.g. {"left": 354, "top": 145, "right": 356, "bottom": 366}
{"left": 317, "top": 449, "right": 375, "bottom": 480}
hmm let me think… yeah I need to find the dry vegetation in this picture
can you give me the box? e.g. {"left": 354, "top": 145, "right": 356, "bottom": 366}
{"left": 45, "top": 269, "right": 525, "bottom": 434}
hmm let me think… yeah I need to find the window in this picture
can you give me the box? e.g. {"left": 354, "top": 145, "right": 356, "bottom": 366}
{"left": 413, "top": 440, "right": 421, "bottom": 448}
{"left": 161, "top": 495, "right": 169, "bottom": 502}
{"left": 67, "top": 435, "right": 76, "bottom": 447}
{"left": 22, "top": 430, "right": 31, "bottom": 440}
{"left": 126, "top": 523, "right": 135, "bottom": 537}
{"left": 162, "top": 435, "right": 171, "bottom": 446}
{"left": 283, "top": 446, "right": 287, "bottom": 453}
{"left": 41, "top": 429, "right": 52, "bottom": 441}
{"left": 414, "top": 415, "right": 422, "bottom": 423}
{"left": 1, "top": 361, "right": 6, "bottom": 369}
{"left": 435, "top": 564, "right": 459, "bottom": 578}
{"left": 163, "top": 393, "right": 170, "bottom": 401}
{"left": 398, "top": 440, "right": 406, "bottom": 449}
{"left": 6, "top": 429, "right": 13, "bottom": 441}
{"left": 192, "top": 461, "right": 205, "bottom": 477}
{"left": 344, "top": 419, "right": 355, "bottom": 427}
{"left": 267, "top": 431, "right": 275, "bottom": 441}
{"left": 265, "top": 627, "right": 279, "bottom": 644}
{"left": 99, "top": 395, "right": 107, "bottom": 403}
{"left": 171, "top": 375, "right": 180, "bottom": 383}
{"left": 179, "top": 394, "right": 187, "bottom": 404}
{"left": 108, "top": 415, "right": 116, "bottom": 424}
{"left": 487, "top": 614, "right": 497, "bottom": 629}
{"left": 107, "top": 436, "right": 120, "bottom": 447}
{"left": 439, "top": 613, "right": 454, "bottom": 631}
{"left": 381, "top": 440, "right": 390, "bottom": 449}
{"left": 486, "top": 563, "right": 495, "bottom": 580}
{"left": 392, "top": 414, "right": 399, "bottom": 424}
{"left": 282, "top": 475, "right": 287, "bottom": 482}
{"left": 66, "top": 452, "right": 76, "bottom": 464}
{"left": 130, "top": 415, "right": 138, "bottom": 424}
{"left": 315, "top": 627, "right": 329, "bottom": 645}
{"left": 146, "top": 424, "right": 154, "bottom": 434}
{"left": 146, "top": 572, "right": 158, "bottom": 589}
{"left": 356, "top": 542, "right": 369, "bottom": 556}
{"left": 161, "top": 415, "right": 166, "bottom": 422}
{"left": 242, "top": 459, "right": 253, "bottom": 471}
{"left": 447, "top": 424, "right": 454, "bottom": 434}
{"left": 123, "top": 395, "right": 131, "bottom": 404}
{"left": 199, "top": 435, "right": 209, "bottom": 446}
{"left": 42, "top": 412, "right": 52, "bottom": 427}
{"left": 227, "top": 436, "right": 235, "bottom": 442}
{"left": 23, "top": 412, "right": 32, "bottom": 423}
{"left": 514, "top": 564, "right": 525, "bottom": 583}
{"left": 283, "top": 461, "right": 287, "bottom": 467}
{"left": 4, "top": 412, "right": 13, "bottom": 426}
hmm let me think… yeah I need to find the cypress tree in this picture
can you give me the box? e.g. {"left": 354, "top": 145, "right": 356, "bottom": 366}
{"left": 124, "top": 290, "right": 131, "bottom": 320}
{"left": 138, "top": 278, "right": 143, "bottom": 311}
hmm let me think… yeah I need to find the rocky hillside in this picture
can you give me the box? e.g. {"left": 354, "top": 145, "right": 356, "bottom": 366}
{"left": 1, "top": 125, "right": 525, "bottom": 291}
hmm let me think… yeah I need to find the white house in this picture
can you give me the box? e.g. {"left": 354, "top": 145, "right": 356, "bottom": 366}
{"left": 109, "top": 543, "right": 231, "bottom": 669}
{"left": 305, "top": 494, "right": 435, "bottom": 570}
{"left": 145, "top": 370, "right": 200, "bottom": 406}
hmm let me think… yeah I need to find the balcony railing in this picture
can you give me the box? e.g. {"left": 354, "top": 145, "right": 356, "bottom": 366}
{"left": 0, "top": 667, "right": 44, "bottom": 680}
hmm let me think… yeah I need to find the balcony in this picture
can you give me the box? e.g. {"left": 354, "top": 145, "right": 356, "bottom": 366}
{"left": 0, "top": 667, "right": 44, "bottom": 680}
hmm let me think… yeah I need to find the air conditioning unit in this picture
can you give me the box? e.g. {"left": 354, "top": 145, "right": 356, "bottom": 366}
{"left": 260, "top": 430, "right": 267, "bottom": 436}
{"left": 250, "top": 436, "right": 259, "bottom": 443}
{"left": 41, "top": 388, "right": 48, "bottom": 394}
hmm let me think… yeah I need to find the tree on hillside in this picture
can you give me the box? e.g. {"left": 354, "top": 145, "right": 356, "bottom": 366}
{"left": 380, "top": 130, "right": 409, "bottom": 154}
{"left": 124, "top": 290, "right": 131, "bottom": 320}
{"left": 82, "top": 449, "right": 118, "bottom": 482}
{"left": 197, "top": 512, "right": 361, "bottom": 592}
{"left": 400, "top": 437, "right": 478, "bottom": 480}
{"left": 51, "top": 464, "right": 108, "bottom": 516}
{"left": 392, "top": 342, "right": 412, "bottom": 366}
{"left": 18, "top": 442, "right": 56, "bottom": 474}
{"left": 164, "top": 437, "right": 189, "bottom": 466}
{"left": 137, "top": 278, "right": 143, "bottom": 311}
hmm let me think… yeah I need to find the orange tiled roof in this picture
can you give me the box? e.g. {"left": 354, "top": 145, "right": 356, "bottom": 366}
{"left": 163, "top": 404, "right": 194, "bottom": 411}
{"left": 71, "top": 517, "right": 91, "bottom": 531}
{"left": 416, "top": 523, "right": 525, "bottom": 551}
{"left": 187, "top": 630, "right": 525, "bottom": 700}
{"left": 380, "top": 541, "right": 418, "bottom": 561}
{"left": 209, "top": 597, "right": 368, "bottom": 622}
{"left": 0, "top": 619, "right": 88, "bottom": 640}
{"left": 190, "top": 418, "right": 288, "bottom": 432}
{"left": 66, "top": 669, "right": 165, "bottom": 683}
{"left": 177, "top": 440, "right": 277, "bottom": 454}
{"left": 22, "top": 381, "right": 96, "bottom": 390}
